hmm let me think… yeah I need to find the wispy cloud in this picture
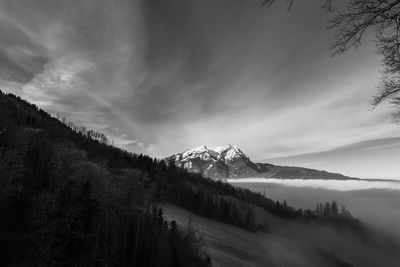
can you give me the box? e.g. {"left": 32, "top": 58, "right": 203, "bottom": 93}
{"left": 0, "top": 0, "right": 398, "bottom": 175}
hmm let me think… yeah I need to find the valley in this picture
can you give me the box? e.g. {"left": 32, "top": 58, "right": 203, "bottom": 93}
{"left": 162, "top": 202, "right": 400, "bottom": 267}
{"left": 232, "top": 180, "right": 400, "bottom": 240}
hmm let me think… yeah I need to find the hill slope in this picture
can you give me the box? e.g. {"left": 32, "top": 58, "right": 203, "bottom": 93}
{"left": 0, "top": 91, "right": 214, "bottom": 266}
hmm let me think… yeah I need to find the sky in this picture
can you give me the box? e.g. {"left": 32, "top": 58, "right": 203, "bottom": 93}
{"left": 0, "top": 0, "right": 399, "bottom": 178}
{"left": 268, "top": 137, "right": 400, "bottom": 179}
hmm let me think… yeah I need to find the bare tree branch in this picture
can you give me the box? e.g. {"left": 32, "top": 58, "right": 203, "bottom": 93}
{"left": 328, "top": 1, "right": 400, "bottom": 114}
{"left": 263, "top": 0, "right": 400, "bottom": 119}
{"left": 262, "top": 0, "right": 333, "bottom": 12}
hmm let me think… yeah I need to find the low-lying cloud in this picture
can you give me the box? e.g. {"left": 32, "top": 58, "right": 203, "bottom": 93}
{"left": 228, "top": 178, "right": 400, "bottom": 191}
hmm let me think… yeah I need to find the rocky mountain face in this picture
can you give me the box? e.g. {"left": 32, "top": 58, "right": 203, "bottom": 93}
{"left": 167, "top": 145, "right": 356, "bottom": 181}
{"left": 167, "top": 145, "right": 261, "bottom": 180}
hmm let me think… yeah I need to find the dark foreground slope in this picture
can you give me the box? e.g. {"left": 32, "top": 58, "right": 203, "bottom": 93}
{"left": 1, "top": 91, "right": 398, "bottom": 266}
{"left": 0, "top": 91, "right": 210, "bottom": 266}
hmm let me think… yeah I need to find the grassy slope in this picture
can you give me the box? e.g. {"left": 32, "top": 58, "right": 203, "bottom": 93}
{"left": 162, "top": 203, "right": 400, "bottom": 267}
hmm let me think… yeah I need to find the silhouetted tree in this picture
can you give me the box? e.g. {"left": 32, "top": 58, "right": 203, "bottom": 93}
{"left": 263, "top": 0, "right": 400, "bottom": 120}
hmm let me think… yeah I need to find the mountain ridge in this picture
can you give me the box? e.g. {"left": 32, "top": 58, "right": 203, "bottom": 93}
{"left": 167, "top": 144, "right": 359, "bottom": 181}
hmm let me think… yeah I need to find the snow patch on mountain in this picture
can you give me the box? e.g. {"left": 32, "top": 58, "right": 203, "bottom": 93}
{"left": 167, "top": 144, "right": 261, "bottom": 180}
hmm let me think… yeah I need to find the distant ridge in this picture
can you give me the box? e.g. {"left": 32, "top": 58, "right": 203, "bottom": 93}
{"left": 167, "top": 145, "right": 359, "bottom": 181}
{"left": 265, "top": 137, "right": 400, "bottom": 180}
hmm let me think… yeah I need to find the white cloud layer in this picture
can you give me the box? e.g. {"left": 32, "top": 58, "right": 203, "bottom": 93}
{"left": 228, "top": 178, "right": 400, "bottom": 191}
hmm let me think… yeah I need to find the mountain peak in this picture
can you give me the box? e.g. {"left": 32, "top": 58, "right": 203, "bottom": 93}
{"left": 210, "top": 144, "right": 234, "bottom": 152}
{"left": 168, "top": 144, "right": 354, "bottom": 181}
{"left": 168, "top": 145, "right": 259, "bottom": 180}
{"left": 210, "top": 144, "right": 246, "bottom": 161}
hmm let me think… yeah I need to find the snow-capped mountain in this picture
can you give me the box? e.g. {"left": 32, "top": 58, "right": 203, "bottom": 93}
{"left": 167, "top": 145, "right": 357, "bottom": 181}
{"left": 167, "top": 145, "right": 261, "bottom": 180}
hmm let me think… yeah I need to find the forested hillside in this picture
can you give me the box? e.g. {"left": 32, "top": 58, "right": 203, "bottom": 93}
{"left": 0, "top": 91, "right": 211, "bottom": 266}
{"left": 0, "top": 90, "right": 361, "bottom": 266}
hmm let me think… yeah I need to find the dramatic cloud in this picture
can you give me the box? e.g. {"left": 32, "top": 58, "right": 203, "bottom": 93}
{"left": 0, "top": 0, "right": 398, "bottom": 178}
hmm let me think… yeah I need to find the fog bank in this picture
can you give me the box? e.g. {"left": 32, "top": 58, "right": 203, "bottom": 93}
{"left": 232, "top": 180, "right": 400, "bottom": 240}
